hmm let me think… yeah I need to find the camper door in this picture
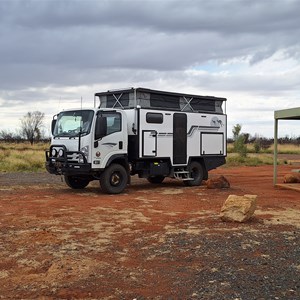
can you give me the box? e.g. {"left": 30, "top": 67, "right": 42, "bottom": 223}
{"left": 142, "top": 130, "right": 157, "bottom": 156}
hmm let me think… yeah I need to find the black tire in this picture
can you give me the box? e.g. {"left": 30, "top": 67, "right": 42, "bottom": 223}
{"left": 64, "top": 175, "right": 90, "bottom": 189}
{"left": 100, "top": 164, "right": 128, "bottom": 194}
{"left": 184, "top": 161, "right": 204, "bottom": 186}
{"left": 147, "top": 175, "right": 165, "bottom": 184}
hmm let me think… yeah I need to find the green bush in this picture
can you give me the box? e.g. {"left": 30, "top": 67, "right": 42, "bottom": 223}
{"left": 232, "top": 124, "right": 248, "bottom": 158}
{"left": 234, "top": 135, "right": 247, "bottom": 158}
{"left": 253, "top": 139, "right": 261, "bottom": 153}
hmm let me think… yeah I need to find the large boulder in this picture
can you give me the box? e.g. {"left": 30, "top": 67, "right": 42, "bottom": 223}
{"left": 220, "top": 194, "right": 257, "bottom": 222}
{"left": 205, "top": 175, "right": 230, "bottom": 189}
{"left": 284, "top": 173, "right": 300, "bottom": 183}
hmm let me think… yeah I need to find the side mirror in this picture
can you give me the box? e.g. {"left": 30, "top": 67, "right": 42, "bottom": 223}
{"left": 95, "top": 116, "right": 107, "bottom": 140}
{"left": 51, "top": 119, "right": 57, "bottom": 135}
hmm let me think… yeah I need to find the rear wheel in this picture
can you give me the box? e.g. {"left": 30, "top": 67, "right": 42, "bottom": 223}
{"left": 100, "top": 164, "right": 128, "bottom": 194}
{"left": 147, "top": 175, "right": 165, "bottom": 184}
{"left": 64, "top": 175, "right": 90, "bottom": 189}
{"left": 184, "top": 161, "right": 204, "bottom": 186}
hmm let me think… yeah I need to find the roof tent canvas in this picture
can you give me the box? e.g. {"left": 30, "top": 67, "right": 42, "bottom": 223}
{"left": 95, "top": 87, "right": 226, "bottom": 114}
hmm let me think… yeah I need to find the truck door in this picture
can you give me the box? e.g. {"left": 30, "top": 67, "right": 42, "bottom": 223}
{"left": 173, "top": 113, "right": 187, "bottom": 164}
{"left": 94, "top": 112, "right": 127, "bottom": 167}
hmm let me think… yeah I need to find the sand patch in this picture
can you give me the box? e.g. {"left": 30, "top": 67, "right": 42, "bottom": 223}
{"left": 160, "top": 189, "right": 183, "bottom": 195}
{"left": 256, "top": 208, "right": 300, "bottom": 228}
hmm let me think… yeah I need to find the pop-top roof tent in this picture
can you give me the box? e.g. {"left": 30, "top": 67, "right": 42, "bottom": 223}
{"left": 273, "top": 107, "right": 300, "bottom": 189}
{"left": 94, "top": 87, "right": 227, "bottom": 113}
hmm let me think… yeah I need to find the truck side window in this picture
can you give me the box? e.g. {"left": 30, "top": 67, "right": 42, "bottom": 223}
{"left": 107, "top": 114, "right": 121, "bottom": 134}
{"left": 95, "top": 112, "right": 121, "bottom": 140}
{"left": 146, "top": 113, "right": 163, "bottom": 124}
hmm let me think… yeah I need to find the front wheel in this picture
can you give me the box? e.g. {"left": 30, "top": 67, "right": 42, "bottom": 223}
{"left": 64, "top": 175, "right": 90, "bottom": 189}
{"left": 100, "top": 164, "right": 128, "bottom": 194}
{"left": 184, "top": 161, "right": 204, "bottom": 186}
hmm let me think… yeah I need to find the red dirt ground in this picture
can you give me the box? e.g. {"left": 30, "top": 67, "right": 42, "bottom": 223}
{"left": 0, "top": 165, "right": 300, "bottom": 299}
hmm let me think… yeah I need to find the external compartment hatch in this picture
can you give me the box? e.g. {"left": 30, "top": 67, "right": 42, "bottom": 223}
{"left": 201, "top": 133, "right": 224, "bottom": 155}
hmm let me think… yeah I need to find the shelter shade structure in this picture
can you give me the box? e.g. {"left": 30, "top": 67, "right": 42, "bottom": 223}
{"left": 273, "top": 107, "right": 300, "bottom": 186}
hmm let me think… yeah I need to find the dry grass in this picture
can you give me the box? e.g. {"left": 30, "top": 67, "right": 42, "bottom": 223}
{"left": 226, "top": 143, "right": 300, "bottom": 166}
{"left": 0, "top": 142, "right": 49, "bottom": 172}
{"left": 228, "top": 143, "right": 300, "bottom": 154}
{"left": 225, "top": 153, "right": 274, "bottom": 167}
{"left": 1, "top": 141, "right": 300, "bottom": 172}
{"left": 268, "top": 143, "right": 300, "bottom": 154}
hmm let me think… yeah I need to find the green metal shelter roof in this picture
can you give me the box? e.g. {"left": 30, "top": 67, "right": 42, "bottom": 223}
{"left": 273, "top": 107, "right": 300, "bottom": 187}
{"left": 274, "top": 107, "right": 300, "bottom": 120}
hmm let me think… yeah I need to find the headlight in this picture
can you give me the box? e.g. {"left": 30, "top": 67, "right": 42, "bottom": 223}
{"left": 51, "top": 148, "right": 57, "bottom": 157}
{"left": 80, "top": 146, "right": 89, "bottom": 162}
{"left": 58, "top": 149, "right": 64, "bottom": 157}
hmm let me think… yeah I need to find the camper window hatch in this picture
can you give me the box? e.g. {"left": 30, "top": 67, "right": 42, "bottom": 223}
{"left": 146, "top": 113, "right": 164, "bottom": 124}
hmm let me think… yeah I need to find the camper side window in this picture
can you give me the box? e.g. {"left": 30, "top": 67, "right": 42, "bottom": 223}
{"left": 150, "top": 93, "right": 180, "bottom": 110}
{"left": 146, "top": 113, "right": 163, "bottom": 124}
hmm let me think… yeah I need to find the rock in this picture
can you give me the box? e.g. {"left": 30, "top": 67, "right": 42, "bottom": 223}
{"left": 205, "top": 176, "right": 230, "bottom": 189}
{"left": 220, "top": 194, "right": 257, "bottom": 223}
{"left": 284, "top": 173, "right": 300, "bottom": 183}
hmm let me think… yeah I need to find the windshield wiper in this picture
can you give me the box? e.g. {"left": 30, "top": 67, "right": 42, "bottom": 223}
{"left": 68, "top": 133, "right": 80, "bottom": 139}
{"left": 54, "top": 132, "right": 69, "bottom": 138}
{"left": 68, "top": 131, "right": 89, "bottom": 139}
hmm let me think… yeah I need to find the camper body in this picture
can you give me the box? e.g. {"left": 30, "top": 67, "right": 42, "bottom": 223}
{"left": 46, "top": 88, "right": 227, "bottom": 194}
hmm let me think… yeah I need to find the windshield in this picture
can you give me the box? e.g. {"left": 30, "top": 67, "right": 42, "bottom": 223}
{"left": 53, "top": 110, "right": 94, "bottom": 137}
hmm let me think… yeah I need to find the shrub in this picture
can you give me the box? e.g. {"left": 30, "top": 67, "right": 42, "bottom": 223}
{"left": 232, "top": 124, "right": 248, "bottom": 158}
{"left": 253, "top": 139, "right": 261, "bottom": 153}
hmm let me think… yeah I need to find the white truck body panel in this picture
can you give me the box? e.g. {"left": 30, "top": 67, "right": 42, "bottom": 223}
{"left": 136, "top": 108, "right": 226, "bottom": 165}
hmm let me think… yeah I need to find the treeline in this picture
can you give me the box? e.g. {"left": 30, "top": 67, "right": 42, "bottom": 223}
{"left": 229, "top": 123, "right": 300, "bottom": 158}
{"left": 1, "top": 129, "right": 300, "bottom": 146}
{"left": 0, "top": 111, "right": 49, "bottom": 144}
{"left": 228, "top": 134, "right": 300, "bottom": 146}
{"left": 0, "top": 131, "right": 50, "bottom": 143}
{"left": 0, "top": 129, "right": 50, "bottom": 144}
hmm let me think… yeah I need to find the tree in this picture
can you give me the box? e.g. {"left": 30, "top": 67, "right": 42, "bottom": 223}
{"left": 232, "top": 123, "right": 242, "bottom": 140}
{"left": 20, "top": 111, "right": 45, "bottom": 145}
{"left": 232, "top": 123, "right": 247, "bottom": 158}
{"left": 0, "top": 129, "right": 16, "bottom": 142}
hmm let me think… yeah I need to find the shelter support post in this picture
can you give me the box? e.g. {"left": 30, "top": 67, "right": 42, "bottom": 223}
{"left": 273, "top": 118, "right": 278, "bottom": 185}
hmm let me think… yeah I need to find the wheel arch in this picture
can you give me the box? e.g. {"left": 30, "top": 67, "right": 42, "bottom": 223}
{"left": 105, "top": 154, "right": 130, "bottom": 183}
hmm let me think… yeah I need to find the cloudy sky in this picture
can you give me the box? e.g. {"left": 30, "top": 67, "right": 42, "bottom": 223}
{"left": 0, "top": 0, "right": 300, "bottom": 138}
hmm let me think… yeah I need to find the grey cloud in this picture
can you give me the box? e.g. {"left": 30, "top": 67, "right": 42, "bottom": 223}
{"left": 1, "top": 0, "right": 300, "bottom": 72}
{"left": 0, "top": 0, "right": 299, "bottom": 99}
{"left": 1, "top": 0, "right": 300, "bottom": 138}
{"left": 3, "top": 0, "right": 300, "bottom": 34}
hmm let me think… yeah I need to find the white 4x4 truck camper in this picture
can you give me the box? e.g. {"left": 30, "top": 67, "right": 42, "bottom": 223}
{"left": 46, "top": 88, "right": 227, "bottom": 194}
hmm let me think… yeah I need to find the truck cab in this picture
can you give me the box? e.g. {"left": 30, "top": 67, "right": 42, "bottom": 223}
{"left": 46, "top": 108, "right": 129, "bottom": 193}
